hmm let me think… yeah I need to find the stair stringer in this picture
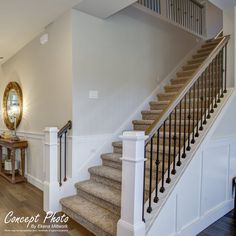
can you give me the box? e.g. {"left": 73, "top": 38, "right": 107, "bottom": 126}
{"left": 145, "top": 88, "right": 235, "bottom": 236}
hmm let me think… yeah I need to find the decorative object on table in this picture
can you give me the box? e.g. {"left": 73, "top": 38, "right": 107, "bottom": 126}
{"left": 0, "top": 131, "right": 12, "bottom": 140}
{"left": 4, "top": 159, "right": 19, "bottom": 174}
{"left": 3, "top": 82, "right": 23, "bottom": 141}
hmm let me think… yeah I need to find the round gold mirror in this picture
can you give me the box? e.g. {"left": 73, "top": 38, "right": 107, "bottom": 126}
{"left": 3, "top": 82, "right": 23, "bottom": 130}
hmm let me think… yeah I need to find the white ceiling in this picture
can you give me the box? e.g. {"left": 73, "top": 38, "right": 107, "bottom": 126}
{"left": 209, "top": 0, "right": 236, "bottom": 9}
{"left": 0, "top": 0, "right": 83, "bottom": 64}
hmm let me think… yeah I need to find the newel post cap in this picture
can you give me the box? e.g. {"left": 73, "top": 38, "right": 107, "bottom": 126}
{"left": 44, "top": 127, "right": 59, "bottom": 133}
{"left": 119, "top": 131, "right": 149, "bottom": 141}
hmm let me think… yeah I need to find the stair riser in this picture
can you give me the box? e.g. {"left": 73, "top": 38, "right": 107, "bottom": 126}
{"left": 157, "top": 94, "right": 177, "bottom": 101}
{"left": 142, "top": 113, "right": 160, "bottom": 120}
{"left": 165, "top": 86, "right": 183, "bottom": 93}
{"left": 192, "top": 53, "right": 208, "bottom": 59}
{"left": 102, "top": 159, "right": 122, "bottom": 170}
{"left": 188, "top": 58, "right": 205, "bottom": 65}
{"left": 171, "top": 78, "right": 190, "bottom": 85}
{"left": 76, "top": 189, "right": 121, "bottom": 216}
{"left": 91, "top": 174, "right": 121, "bottom": 190}
{"left": 177, "top": 71, "right": 195, "bottom": 77}
{"left": 150, "top": 103, "right": 169, "bottom": 110}
{"left": 197, "top": 48, "right": 214, "bottom": 53}
{"left": 61, "top": 206, "right": 113, "bottom": 236}
{"left": 182, "top": 65, "right": 200, "bottom": 71}
{"left": 113, "top": 146, "right": 122, "bottom": 154}
{"left": 133, "top": 124, "right": 149, "bottom": 131}
{"left": 202, "top": 42, "right": 218, "bottom": 48}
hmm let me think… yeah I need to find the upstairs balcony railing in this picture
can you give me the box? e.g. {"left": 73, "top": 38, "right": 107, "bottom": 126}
{"left": 137, "top": 0, "right": 205, "bottom": 36}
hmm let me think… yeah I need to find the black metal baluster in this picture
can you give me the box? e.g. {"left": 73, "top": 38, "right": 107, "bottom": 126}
{"left": 59, "top": 136, "right": 62, "bottom": 187}
{"left": 221, "top": 49, "right": 224, "bottom": 98}
{"left": 186, "top": 88, "right": 191, "bottom": 151}
{"left": 214, "top": 56, "right": 218, "bottom": 108}
{"left": 191, "top": 83, "right": 196, "bottom": 143}
{"left": 182, "top": 95, "right": 187, "bottom": 158}
{"left": 204, "top": 67, "right": 208, "bottom": 123}
{"left": 207, "top": 64, "right": 211, "bottom": 119}
{"left": 64, "top": 131, "right": 67, "bottom": 182}
{"left": 177, "top": 100, "right": 182, "bottom": 166}
{"left": 147, "top": 138, "right": 153, "bottom": 213}
{"left": 211, "top": 60, "right": 214, "bottom": 113}
{"left": 172, "top": 108, "right": 177, "bottom": 174}
{"left": 200, "top": 73, "right": 204, "bottom": 130}
{"left": 224, "top": 44, "right": 228, "bottom": 93}
{"left": 154, "top": 129, "right": 160, "bottom": 203}
{"left": 160, "top": 122, "right": 166, "bottom": 193}
{"left": 166, "top": 114, "right": 172, "bottom": 183}
{"left": 217, "top": 53, "right": 221, "bottom": 103}
{"left": 196, "top": 78, "right": 200, "bottom": 137}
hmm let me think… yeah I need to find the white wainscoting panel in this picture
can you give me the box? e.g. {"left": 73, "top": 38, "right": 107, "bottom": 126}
{"left": 147, "top": 136, "right": 236, "bottom": 236}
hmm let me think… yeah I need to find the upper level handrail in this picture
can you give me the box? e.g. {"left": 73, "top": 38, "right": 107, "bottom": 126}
{"left": 214, "top": 30, "right": 223, "bottom": 39}
{"left": 58, "top": 120, "right": 72, "bottom": 137}
{"left": 145, "top": 35, "right": 230, "bottom": 144}
{"left": 190, "top": 0, "right": 204, "bottom": 9}
{"left": 58, "top": 120, "right": 72, "bottom": 186}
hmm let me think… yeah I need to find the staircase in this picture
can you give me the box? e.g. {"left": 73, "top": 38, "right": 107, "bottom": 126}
{"left": 60, "top": 36, "right": 229, "bottom": 236}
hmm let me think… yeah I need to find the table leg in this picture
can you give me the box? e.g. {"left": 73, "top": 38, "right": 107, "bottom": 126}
{"left": 0, "top": 146, "right": 2, "bottom": 173}
{"left": 11, "top": 149, "right": 16, "bottom": 184}
{"left": 7, "top": 148, "right": 11, "bottom": 159}
{"left": 21, "top": 149, "right": 25, "bottom": 179}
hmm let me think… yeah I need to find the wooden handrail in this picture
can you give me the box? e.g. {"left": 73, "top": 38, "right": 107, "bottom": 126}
{"left": 145, "top": 35, "right": 230, "bottom": 144}
{"left": 58, "top": 120, "right": 72, "bottom": 137}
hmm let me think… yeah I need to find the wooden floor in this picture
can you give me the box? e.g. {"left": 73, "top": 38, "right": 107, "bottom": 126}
{"left": 198, "top": 210, "right": 236, "bottom": 236}
{"left": 0, "top": 177, "right": 94, "bottom": 236}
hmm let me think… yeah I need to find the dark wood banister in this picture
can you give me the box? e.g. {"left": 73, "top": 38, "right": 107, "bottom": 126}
{"left": 58, "top": 120, "right": 72, "bottom": 186}
{"left": 145, "top": 35, "right": 230, "bottom": 144}
{"left": 58, "top": 120, "right": 72, "bottom": 137}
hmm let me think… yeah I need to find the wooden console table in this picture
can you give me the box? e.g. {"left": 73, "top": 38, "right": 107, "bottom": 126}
{"left": 0, "top": 138, "right": 28, "bottom": 184}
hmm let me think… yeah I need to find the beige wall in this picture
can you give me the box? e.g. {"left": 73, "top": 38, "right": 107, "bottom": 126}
{"left": 72, "top": 7, "right": 198, "bottom": 136}
{"left": 0, "top": 11, "right": 72, "bottom": 133}
{"left": 205, "top": 1, "right": 223, "bottom": 39}
{"left": 223, "top": 7, "right": 235, "bottom": 87}
{"left": 0, "top": 12, "right": 72, "bottom": 188}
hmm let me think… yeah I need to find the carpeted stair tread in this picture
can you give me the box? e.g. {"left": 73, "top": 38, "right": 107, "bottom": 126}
{"left": 60, "top": 195, "right": 119, "bottom": 236}
{"left": 132, "top": 120, "right": 154, "bottom": 125}
{"left": 75, "top": 180, "right": 121, "bottom": 208}
{"left": 89, "top": 166, "right": 122, "bottom": 183}
{"left": 101, "top": 153, "right": 122, "bottom": 163}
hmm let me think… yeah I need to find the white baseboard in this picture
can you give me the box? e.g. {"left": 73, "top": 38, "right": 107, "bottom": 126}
{"left": 26, "top": 173, "right": 44, "bottom": 191}
{"left": 178, "top": 200, "right": 234, "bottom": 236}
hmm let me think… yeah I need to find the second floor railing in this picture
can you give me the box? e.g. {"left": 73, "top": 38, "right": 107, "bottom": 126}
{"left": 137, "top": 0, "right": 205, "bottom": 36}
{"left": 138, "top": 0, "right": 161, "bottom": 14}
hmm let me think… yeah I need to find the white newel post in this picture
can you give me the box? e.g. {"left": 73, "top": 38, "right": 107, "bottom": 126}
{"left": 44, "top": 127, "right": 60, "bottom": 212}
{"left": 117, "top": 131, "right": 148, "bottom": 236}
